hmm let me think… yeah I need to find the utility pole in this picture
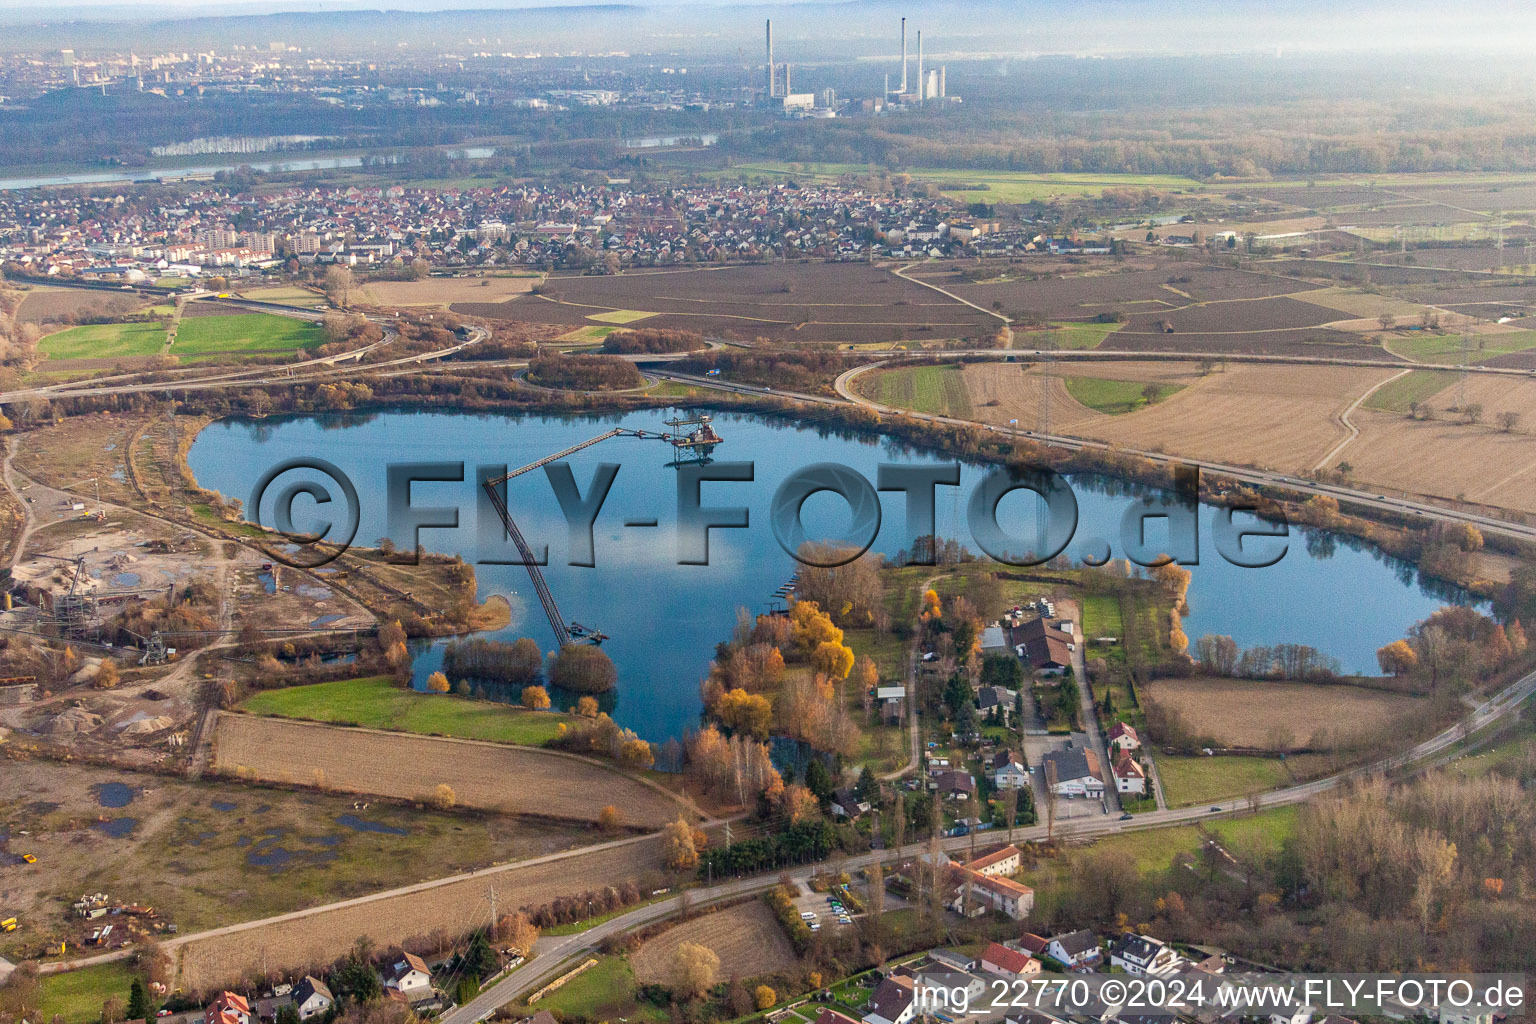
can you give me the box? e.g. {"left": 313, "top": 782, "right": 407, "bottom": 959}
{"left": 487, "top": 884, "right": 498, "bottom": 933}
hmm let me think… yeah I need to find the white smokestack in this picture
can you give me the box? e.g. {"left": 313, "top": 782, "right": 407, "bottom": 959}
{"left": 917, "top": 29, "right": 924, "bottom": 103}
{"left": 940, "top": 65, "right": 946, "bottom": 98}
{"left": 900, "top": 17, "right": 907, "bottom": 95}
{"left": 766, "top": 19, "right": 774, "bottom": 97}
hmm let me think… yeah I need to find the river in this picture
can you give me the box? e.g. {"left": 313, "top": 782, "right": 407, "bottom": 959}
{"left": 188, "top": 408, "right": 1473, "bottom": 743}
{"left": 0, "top": 147, "right": 498, "bottom": 191}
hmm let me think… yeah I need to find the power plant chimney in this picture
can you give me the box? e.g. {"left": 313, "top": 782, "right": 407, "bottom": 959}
{"left": 917, "top": 29, "right": 924, "bottom": 104}
{"left": 899, "top": 17, "right": 907, "bottom": 95}
{"left": 939, "top": 65, "right": 946, "bottom": 98}
{"left": 765, "top": 19, "right": 775, "bottom": 98}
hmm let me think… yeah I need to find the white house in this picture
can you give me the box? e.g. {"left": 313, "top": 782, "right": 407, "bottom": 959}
{"left": 384, "top": 952, "right": 434, "bottom": 1000}
{"left": 291, "top": 977, "right": 334, "bottom": 1021}
{"left": 1045, "top": 930, "right": 1101, "bottom": 969}
{"left": 1113, "top": 752, "right": 1147, "bottom": 796}
{"left": 990, "top": 750, "right": 1029, "bottom": 789}
{"left": 1108, "top": 932, "right": 1186, "bottom": 977}
{"left": 1107, "top": 722, "right": 1141, "bottom": 753}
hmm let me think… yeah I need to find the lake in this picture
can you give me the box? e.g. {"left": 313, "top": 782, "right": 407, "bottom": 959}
{"left": 188, "top": 408, "right": 1471, "bottom": 744}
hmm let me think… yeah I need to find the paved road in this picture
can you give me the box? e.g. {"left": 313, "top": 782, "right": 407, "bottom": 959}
{"left": 442, "top": 663, "right": 1536, "bottom": 1023}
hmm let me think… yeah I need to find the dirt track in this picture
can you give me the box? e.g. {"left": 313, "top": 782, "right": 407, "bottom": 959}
{"left": 211, "top": 714, "right": 692, "bottom": 827}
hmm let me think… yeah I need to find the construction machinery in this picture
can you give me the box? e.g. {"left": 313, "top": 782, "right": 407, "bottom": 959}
{"left": 481, "top": 420, "right": 722, "bottom": 647}
{"left": 32, "top": 553, "right": 95, "bottom": 636}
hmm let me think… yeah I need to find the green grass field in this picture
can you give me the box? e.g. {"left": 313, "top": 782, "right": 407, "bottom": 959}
{"left": 711, "top": 162, "right": 1202, "bottom": 204}
{"left": 38, "top": 962, "right": 139, "bottom": 1023}
{"left": 1042, "top": 321, "right": 1124, "bottom": 350}
{"left": 38, "top": 321, "right": 166, "bottom": 361}
{"left": 528, "top": 956, "right": 666, "bottom": 1023}
{"left": 1387, "top": 329, "right": 1536, "bottom": 365}
{"left": 239, "top": 675, "right": 571, "bottom": 746}
{"left": 861, "top": 364, "right": 972, "bottom": 417}
{"left": 1155, "top": 754, "right": 1292, "bottom": 807}
{"left": 1064, "top": 376, "right": 1182, "bottom": 414}
{"left": 173, "top": 312, "right": 323, "bottom": 359}
{"left": 1362, "top": 369, "right": 1459, "bottom": 412}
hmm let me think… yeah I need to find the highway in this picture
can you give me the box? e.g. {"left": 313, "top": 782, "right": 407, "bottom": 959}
{"left": 441, "top": 661, "right": 1536, "bottom": 1024}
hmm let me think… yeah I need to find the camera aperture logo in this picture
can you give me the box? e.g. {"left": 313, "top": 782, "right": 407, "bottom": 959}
{"left": 244, "top": 454, "right": 1291, "bottom": 571}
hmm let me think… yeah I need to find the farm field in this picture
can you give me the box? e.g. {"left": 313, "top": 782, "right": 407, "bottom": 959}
{"left": 858, "top": 363, "right": 971, "bottom": 417}
{"left": 1346, "top": 377, "right": 1536, "bottom": 513}
{"left": 1387, "top": 328, "right": 1536, "bottom": 364}
{"left": 238, "top": 675, "right": 573, "bottom": 746}
{"left": 17, "top": 286, "right": 149, "bottom": 324}
{"left": 711, "top": 161, "right": 1203, "bottom": 202}
{"left": 238, "top": 285, "right": 328, "bottom": 308}
{"left": 1148, "top": 755, "right": 1292, "bottom": 808}
{"left": 1140, "top": 677, "right": 1427, "bottom": 751}
{"left": 630, "top": 899, "right": 797, "bottom": 985}
{"left": 1037, "top": 320, "right": 1124, "bottom": 350}
{"left": 363, "top": 275, "right": 538, "bottom": 308}
{"left": 37, "top": 962, "right": 140, "bottom": 1023}
{"left": 1362, "top": 369, "right": 1460, "bottom": 412}
{"left": 171, "top": 831, "right": 673, "bottom": 992}
{"left": 959, "top": 361, "right": 1399, "bottom": 472}
{"left": 1063, "top": 376, "right": 1182, "bottom": 414}
{"left": 0, "top": 760, "right": 590, "bottom": 965}
{"left": 173, "top": 312, "right": 323, "bottom": 359}
{"left": 529, "top": 955, "right": 667, "bottom": 1024}
{"left": 210, "top": 713, "right": 692, "bottom": 826}
{"left": 452, "top": 262, "right": 997, "bottom": 344}
{"left": 38, "top": 320, "right": 165, "bottom": 361}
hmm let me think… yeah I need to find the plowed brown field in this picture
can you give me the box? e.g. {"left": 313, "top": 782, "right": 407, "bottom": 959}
{"left": 631, "top": 900, "right": 796, "bottom": 984}
{"left": 212, "top": 714, "right": 691, "bottom": 827}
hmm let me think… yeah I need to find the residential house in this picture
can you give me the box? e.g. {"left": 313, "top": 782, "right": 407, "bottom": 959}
{"left": 831, "top": 787, "right": 871, "bottom": 820}
{"left": 1018, "top": 932, "right": 1050, "bottom": 958}
{"left": 1045, "top": 929, "right": 1102, "bottom": 969}
{"left": 291, "top": 978, "right": 334, "bottom": 1021}
{"left": 964, "top": 844, "right": 1022, "bottom": 878}
{"left": 981, "top": 942, "right": 1041, "bottom": 978}
{"left": 928, "top": 949, "right": 978, "bottom": 972}
{"left": 947, "top": 863, "right": 1036, "bottom": 920}
{"left": 1107, "top": 722, "right": 1141, "bottom": 752}
{"left": 977, "top": 685, "right": 1014, "bottom": 723}
{"left": 205, "top": 993, "right": 251, "bottom": 1024}
{"left": 1107, "top": 932, "right": 1186, "bottom": 977}
{"left": 864, "top": 975, "right": 916, "bottom": 1024}
{"left": 932, "top": 769, "right": 976, "bottom": 801}
{"left": 1112, "top": 752, "right": 1147, "bottom": 796}
{"left": 384, "top": 952, "right": 434, "bottom": 1001}
{"left": 1041, "top": 747, "right": 1104, "bottom": 799}
{"left": 1012, "top": 617, "right": 1073, "bottom": 675}
{"left": 991, "top": 749, "right": 1029, "bottom": 790}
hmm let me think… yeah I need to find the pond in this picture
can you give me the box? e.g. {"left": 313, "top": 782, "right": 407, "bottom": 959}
{"left": 94, "top": 782, "right": 134, "bottom": 808}
{"left": 188, "top": 409, "right": 1476, "bottom": 743}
